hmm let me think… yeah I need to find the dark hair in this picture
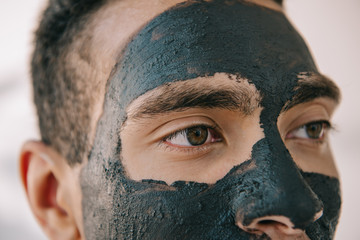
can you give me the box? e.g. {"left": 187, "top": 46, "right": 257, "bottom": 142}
{"left": 32, "top": 0, "right": 106, "bottom": 165}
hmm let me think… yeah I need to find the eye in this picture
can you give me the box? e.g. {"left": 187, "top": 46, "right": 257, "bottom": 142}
{"left": 286, "top": 120, "right": 331, "bottom": 140}
{"left": 164, "top": 125, "right": 222, "bottom": 147}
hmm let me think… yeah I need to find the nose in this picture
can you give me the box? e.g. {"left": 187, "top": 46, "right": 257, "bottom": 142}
{"left": 232, "top": 138, "right": 324, "bottom": 238}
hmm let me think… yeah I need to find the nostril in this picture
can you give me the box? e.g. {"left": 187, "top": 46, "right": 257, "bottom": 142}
{"left": 258, "top": 219, "right": 284, "bottom": 225}
{"left": 313, "top": 209, "right": 323, "bottom": 222}
{"left": 236, "top": 216, "right": 309, "bottom": 238}
{"left": 257, "top": 219, "right": 288, "bottom": 230}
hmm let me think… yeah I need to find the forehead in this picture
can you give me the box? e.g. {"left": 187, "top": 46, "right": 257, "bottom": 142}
{"left": 102, "top": 0, "right": 317, "bottom": 122}
{"left": 89, "top": 0, "right": 281, "bottom": 73}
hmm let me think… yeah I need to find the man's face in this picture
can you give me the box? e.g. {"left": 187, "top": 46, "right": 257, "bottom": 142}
{"left": 80, "top": 0, "right": 341, "bottom": 239}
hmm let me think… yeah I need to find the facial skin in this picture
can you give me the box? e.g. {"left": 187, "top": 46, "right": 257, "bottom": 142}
{"left": 20, "top": 0, "right": 341, "bottom": 239}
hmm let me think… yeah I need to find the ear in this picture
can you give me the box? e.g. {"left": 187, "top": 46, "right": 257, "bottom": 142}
{"left": 19, "top": 141, "right": 81, "bottom": 240}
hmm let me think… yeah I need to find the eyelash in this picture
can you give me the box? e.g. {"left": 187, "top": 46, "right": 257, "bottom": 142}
{"left": 161, "top": 124, "right": 222, "bottom": 152}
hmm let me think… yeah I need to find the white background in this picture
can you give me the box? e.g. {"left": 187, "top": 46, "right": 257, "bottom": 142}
{"left": 0, "top": 0, "right": 359, "bottom": 239}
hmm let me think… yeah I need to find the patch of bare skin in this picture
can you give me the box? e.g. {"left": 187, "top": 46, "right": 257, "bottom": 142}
{"left": 231, "top": 160, "right": 257, "bottom": 176}
{"left": 135, "top": 183, "right": 177, "bottom": 192}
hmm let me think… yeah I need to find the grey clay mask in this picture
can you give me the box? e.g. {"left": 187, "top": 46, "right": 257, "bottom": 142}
{"left": 80, "top": 1, "right": 341, "bottom": 239}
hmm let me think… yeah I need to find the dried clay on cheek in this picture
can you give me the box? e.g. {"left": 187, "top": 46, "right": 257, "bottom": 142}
{"left": 80, "top": 0, "right": 341, "bottom": 239}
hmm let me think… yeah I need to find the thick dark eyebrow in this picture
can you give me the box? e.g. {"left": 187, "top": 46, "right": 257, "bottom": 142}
{"left": 283, "top": 73, "right": 341, "bottom": 112}
{"left": 127, "top": 80, "right": 261, "bottom": 119}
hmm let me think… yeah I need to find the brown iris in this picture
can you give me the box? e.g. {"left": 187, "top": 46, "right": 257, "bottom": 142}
{"left": 186, "top": 126, "right": 208, "bottom": 146}
{"left": 305, "top": 122, "right": 325, "bottom": 139}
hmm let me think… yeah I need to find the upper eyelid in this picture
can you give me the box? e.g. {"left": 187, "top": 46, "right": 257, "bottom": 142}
{"left": 283, "top": 115, "right": 332, "bottom": 134}
{"left": 292, "top": 120, "right": 332, "bottom": 132}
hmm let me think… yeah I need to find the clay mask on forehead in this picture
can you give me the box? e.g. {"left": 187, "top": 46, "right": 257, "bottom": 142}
{"left": 81, "top": 0, "right": 341, "bottom": 239}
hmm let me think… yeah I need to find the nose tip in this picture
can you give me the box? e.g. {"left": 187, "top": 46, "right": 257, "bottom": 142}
{"left": 236, "top": 212, "right": 323, "bottom": 239}
{"left": 233, "top": 178, "right": 324, "bottom": 238}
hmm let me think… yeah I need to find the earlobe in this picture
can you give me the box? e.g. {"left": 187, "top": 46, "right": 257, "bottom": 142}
{"left": 19, "top": 141, "right": 81, "bottom": 240}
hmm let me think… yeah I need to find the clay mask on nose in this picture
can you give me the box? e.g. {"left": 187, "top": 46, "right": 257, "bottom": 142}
{"left": 80, "top": 0, "right": 341, "bottom": 239}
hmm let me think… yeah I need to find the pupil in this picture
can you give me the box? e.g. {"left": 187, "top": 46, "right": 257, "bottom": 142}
{"left": 186, "top": 126, "right": 208, "bottom": 146}
{"left": 306, "top": 122, "right": 323, "bottom": 139}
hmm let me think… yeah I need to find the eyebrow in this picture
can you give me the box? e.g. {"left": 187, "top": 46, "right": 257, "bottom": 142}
{"left": 127, "top": 80, "right": 261, "bottom": 119}
{"left": 282, "top": 73, "right": 341, "bottom": 112}
{"left": 126, "top": 73, "right": 340, "bottom": 119}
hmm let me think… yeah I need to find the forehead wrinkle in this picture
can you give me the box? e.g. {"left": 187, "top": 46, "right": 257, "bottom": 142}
{"left": 125, "top": 74, "right": 261, "bottom": 120}
{"left": 282, "top": 72, "right": 341, "bottom": 112}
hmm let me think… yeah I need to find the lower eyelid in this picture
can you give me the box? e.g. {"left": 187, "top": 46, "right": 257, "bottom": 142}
{"left": 159, "top": 140, "right": 216, "bottom": 155}
{"left": 285, "top": 129, "right": 331, "bottom": 148}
